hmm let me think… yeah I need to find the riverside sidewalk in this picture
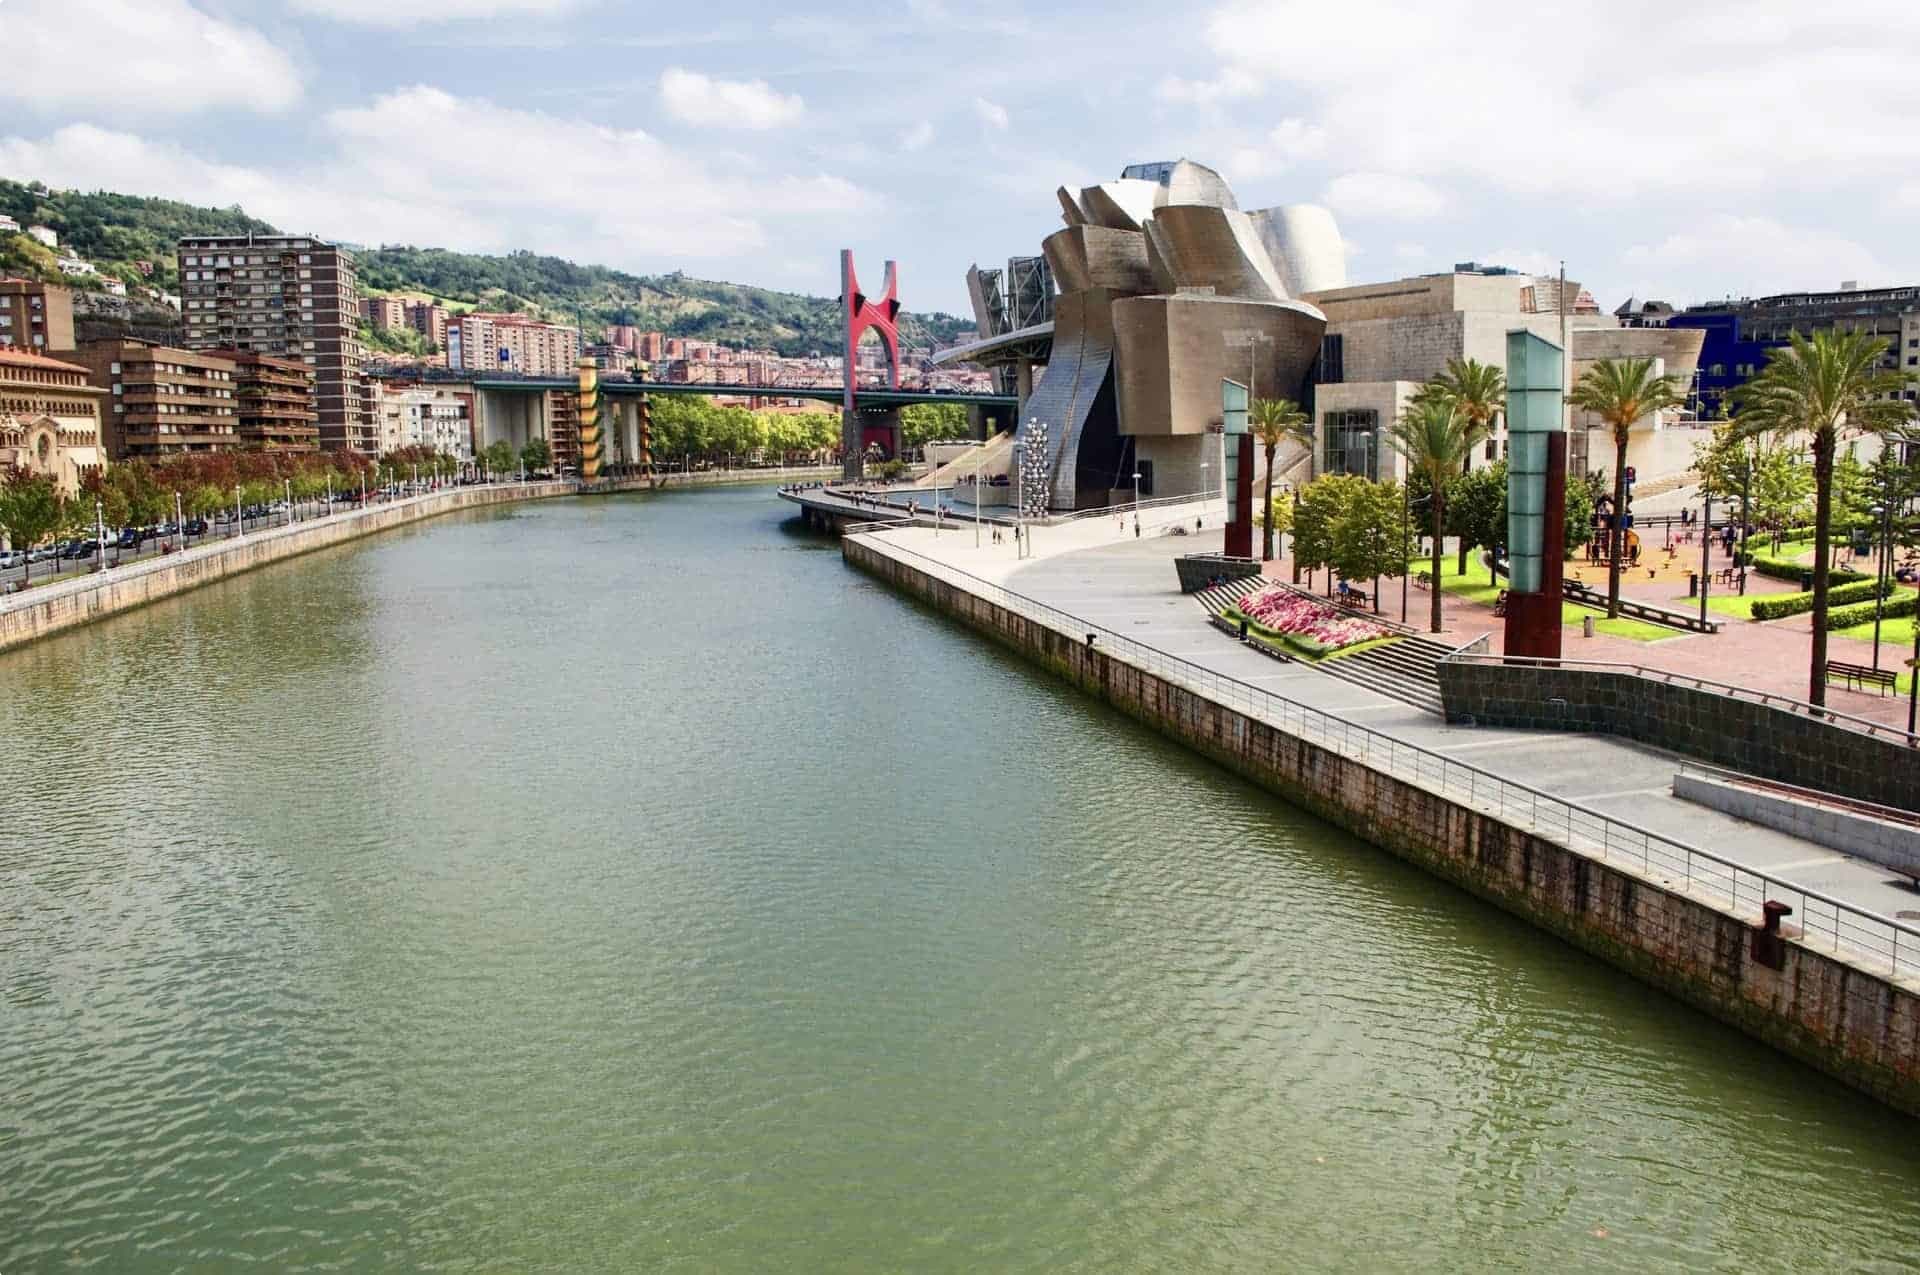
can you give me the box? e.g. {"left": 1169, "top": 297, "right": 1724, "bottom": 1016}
{"left": 857, "top": 517, "right": 1920, "bottom": 963}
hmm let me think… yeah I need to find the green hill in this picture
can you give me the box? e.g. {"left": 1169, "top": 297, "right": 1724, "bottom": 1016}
{"left": 0, "top": 180, "right": 970, "bottom": 356}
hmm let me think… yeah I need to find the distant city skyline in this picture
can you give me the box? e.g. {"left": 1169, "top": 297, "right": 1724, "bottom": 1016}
{"left": 1, "top": 0, "right": 1915, "bottom": 316}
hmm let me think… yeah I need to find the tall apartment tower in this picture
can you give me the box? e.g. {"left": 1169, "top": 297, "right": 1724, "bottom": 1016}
{"left": 176, "top": 234, "right": 373, "bottom": 453}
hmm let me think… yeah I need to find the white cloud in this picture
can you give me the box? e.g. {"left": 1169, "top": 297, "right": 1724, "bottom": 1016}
{"left": 1196, "top": 0, "right": 1920, "bottom": 202}
{"left": 1479, "top": 247, "right": 1559, "bottom": 279}
{"left": 0, "top": 0, "right": 300, "bottom": 115}
{"left": 288, "top": 0, "right": 583, "bottom": 24}
{"left": 1894, "top": 181, "right": 1920, "bottom": 211}
{"left": 0, "top": 89, "right": 874, "bottom": 266}
{"left": 1623, "top": 216, "right": 1887, "bottom": 299}
{"left": 900, "top": 121, "right": 935, "bottom": 152}
{"left": 657, "top": 68, "right": 804, "bottom": 130}
{"left": 973, "top": 97, "right": 1010, "bottom": 130}
{"left": 1393, "top": 242, "right": 1427, "bottom": 263}
{"left": 1323, "top": 171, "right": 1445, "bottom": 221}
{"left": 1155, "top": 67, "right": 1261, "bottom": 105}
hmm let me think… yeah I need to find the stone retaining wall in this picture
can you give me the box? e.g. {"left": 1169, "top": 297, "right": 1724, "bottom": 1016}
{"left": 846, "top": 535, "right": 1920, "bottom": 1115}
{"left": 0, "top": 482, "right": 573, "bottom": 654}
{"left": 1436, "top": 659, "right": 1918, "bottom": 810}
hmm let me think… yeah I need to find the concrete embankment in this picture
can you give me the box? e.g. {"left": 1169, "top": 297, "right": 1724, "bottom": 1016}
{"left": 0, "top": 482, "right": 573, "bottom": 654}
{"left": 844, "top": 534, "right": 1920, "bottom": 1115}
{"left": 592, "top": 465, "right": 838, "bottom": 495}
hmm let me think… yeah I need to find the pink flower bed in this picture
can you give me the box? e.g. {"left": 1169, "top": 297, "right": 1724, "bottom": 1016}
{"left": 1235, "top": 586, "right": 1387, "bottom": 653}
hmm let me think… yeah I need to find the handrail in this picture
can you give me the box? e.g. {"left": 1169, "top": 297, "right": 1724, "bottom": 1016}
{"left": 1444, "top": 652, "right": 1919, "bottom": 747}
{"left": 1448, "top": 632, "right": 1492, "bottom": 657}
{"left": 847, "top": 525, "right": 1920, "bottom": 981}
{"left": 1675, "top": 761, "right": 1920, "bottom": 830}
{"left": 0, "top": 482, "right": 563, "bottom": 617}
{"left": 1042, "top": 489, "right": 1212, "bottom": 524}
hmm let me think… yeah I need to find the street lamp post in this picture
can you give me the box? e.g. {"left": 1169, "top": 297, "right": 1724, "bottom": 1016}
{"left": 174, "top": 491, "right": 184, "bottom": 549}
{"left": 1872, "top": 501, "right": 1893, "bottom": 671}
{"left": 233, "top": 486, "right": 243, "bottom": 539}
{"left": 285, "top": 478, "right": 293, "bottom": 526}
{"left": 1699, "top": 487, "right": 1711, "bottom": 627}
{"left": 94, "top": 499, "right": 105, "bottom": 572}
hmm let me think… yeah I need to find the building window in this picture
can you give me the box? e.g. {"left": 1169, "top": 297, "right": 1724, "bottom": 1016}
{"left": 1317, "top": 334, "right": 1344, "bottom": 385}
{"left": 1323, "top": 409, "right": 1379, "bottom": 479}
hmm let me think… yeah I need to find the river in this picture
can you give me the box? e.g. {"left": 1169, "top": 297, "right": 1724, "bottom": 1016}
{"left": 2, "top": 484, "right": 1916, "bottom": 1272}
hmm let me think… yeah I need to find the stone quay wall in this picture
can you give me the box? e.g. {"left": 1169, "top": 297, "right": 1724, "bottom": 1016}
{"left": 845, "top": 535, "right": 1920, "bottom": 1115}
{"left": 1436, "top": 659, "right": 1919, "bottom": 811}
{"left": 0, "top": 482, "right": 574, "bottom": 655}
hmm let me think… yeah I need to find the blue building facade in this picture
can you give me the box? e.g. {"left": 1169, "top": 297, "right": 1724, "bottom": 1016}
{"left": 1660, "top": 310, "right": 1778, "bottom": 417}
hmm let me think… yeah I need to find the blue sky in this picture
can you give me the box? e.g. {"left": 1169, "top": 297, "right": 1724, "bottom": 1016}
{"left": 3, "top": 0, "right": 1917, "bottom": 318}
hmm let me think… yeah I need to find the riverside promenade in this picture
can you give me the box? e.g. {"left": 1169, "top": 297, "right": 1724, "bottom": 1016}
{"left": 842, "top": 508, "right": 1920, "bottom": 1111}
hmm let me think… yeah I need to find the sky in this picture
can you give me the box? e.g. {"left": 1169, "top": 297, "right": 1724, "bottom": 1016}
{"left": 1, "top": 0, "right": 1917, "bottom": 319}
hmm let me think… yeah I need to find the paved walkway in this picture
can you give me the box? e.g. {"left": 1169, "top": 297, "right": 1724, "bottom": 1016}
{"left": 856, "top": 517, "right": 1920, "bottom": 980}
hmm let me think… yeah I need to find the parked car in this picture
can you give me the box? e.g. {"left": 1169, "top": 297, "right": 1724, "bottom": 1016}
{"left": 61, "top": 540, "right": 97, "bottom": 559}
{"left": 28, "top": 545, "right": 58, "bottom": 563}
{"left": 183, "top": 519, "right": 208, "bottom": 536}
{"left": 0, "top": 550, "right": 22, "bottom": 569}
{"left": 115, "top": 529, "right": 141, "bottom": 549}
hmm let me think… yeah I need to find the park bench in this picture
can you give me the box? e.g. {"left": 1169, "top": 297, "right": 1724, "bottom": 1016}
{"left": 1492, "top": 589, "right": 1509, "bottom": 617}
{"left": 1826, "top": 660, "right": 1897, "bottom": 696}
{"left": 1338, "top": 587, "right": 1370, "bottom": 609}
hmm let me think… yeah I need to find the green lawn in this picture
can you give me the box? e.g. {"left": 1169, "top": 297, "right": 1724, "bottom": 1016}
{"left": 1431, "top": 556, "right": 1676, "bottom": 642}
{"left": 1832, "top": 611, "right": 1917, "bottom": 649}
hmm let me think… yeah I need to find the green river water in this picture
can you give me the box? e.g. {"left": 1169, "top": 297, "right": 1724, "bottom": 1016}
{"left": 2, "top": 485, "right": 1916, "bottom": 1272}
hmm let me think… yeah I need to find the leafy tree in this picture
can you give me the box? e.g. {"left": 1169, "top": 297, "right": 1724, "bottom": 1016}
{"left": 1330, "top": 478, "right": 1409, "bottom": 608}
{"left": 1730, "top": 328, "right": 1915, "bottom": 705}
{"left": 1447, "top": 461, "right": 1507, "bottom": 574}
{"left": 520, "top": 437, "right": 552, "bottom": 473}
{"left": 0, "top": 467, "right": 72, "bottom": 585}
{"left": 1569, "top": 357, "right": 1686, "bottom": 617}
{"left": 1250, "top": 397, "right": 1312, "bottom": 562}
{"left": 482, "top": 439, "right": 517, "bottom": 477}
{"left": 1389, "top": 395, "right": 1493, "bottom": 632}
{"left": 1290, "top": 475, "right": 1346, "bottom": 592}
{"left": 900, "top": 402, "right": 970, "bottom": 448}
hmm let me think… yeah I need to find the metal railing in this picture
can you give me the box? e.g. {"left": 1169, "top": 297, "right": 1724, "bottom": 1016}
{"left": 1675, "top": 761, "right": 1920, "bottom": 831}
{"left": 1445, "top": 652, "right": 1918, "bottom": 748}
{"left": 0, "top": 480, "right": 567, "bottom": 618}
{"left": 847, "top": 526, "right": 1920, "bottom": 981}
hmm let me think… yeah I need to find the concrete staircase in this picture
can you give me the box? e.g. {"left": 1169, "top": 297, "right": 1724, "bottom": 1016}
{"left": 1314, "top": 635, "right": 1454, "bottom": 715}
{"left": 1193, "top": 576, "right": 1267, "bottom": 616}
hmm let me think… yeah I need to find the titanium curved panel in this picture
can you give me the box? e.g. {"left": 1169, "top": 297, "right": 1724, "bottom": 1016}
{"left": 1251, "top": 204, "right": 1348, "bottom": 296}
{"left": 1111, "top": 294, "right": 1327, "bottom": 438}
{"left": 1161, "top": 159, "right": 1238, "bottom": 210}
{"left": 1042, "top": 226, "right": 1157, "bottom": 297}
{"left": 1018, "top": 287, "right": 1126, "bottom": 510}
{"left": 1079, "top": 178, "right": 1164, "bottom": 232}
{"left": 1147, "top": 205, "right": 1288, "bottom": 302}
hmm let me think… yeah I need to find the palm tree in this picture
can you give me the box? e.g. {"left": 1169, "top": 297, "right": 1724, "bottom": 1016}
{"left": 1730, "top": 329, "right": 1913, "bottom": 706}
{"left": 1250, "top": 397, "right": 1312, "bottom": 562}
{"left": 1389, "top": 396, "right": 1492, "bottom": 633}
{"left": 1569, "top": 357, "right": 1686, "bottom": 618}
{"left": 1423, "top": 357, "right": 1507, "bottom": 472}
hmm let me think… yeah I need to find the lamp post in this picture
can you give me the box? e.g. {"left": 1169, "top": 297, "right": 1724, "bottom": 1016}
{"left": 94, "top": 499, "right": 105, "bottom": 572}
{"left": 1401, "top": 482, "right": 1411, "bottom": 624}
{"left": 233, "top": 485, "right": 242, "bottom": 539}
{"left": 1872, "top": 501, "right": 1892, "bottom": 671}
{"left": 174, "top": 491, "right": 184, "bottom": 549}
{"left": 1699, "top": 487, "right": 1712, "bottom": 627}
{"left": 284, "top": 478, "right": 293, "bottom": 526}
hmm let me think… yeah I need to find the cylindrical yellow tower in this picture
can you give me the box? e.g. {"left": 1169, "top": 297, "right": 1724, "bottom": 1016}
{"left": 577, "top": 356, "right": 602, "bottom": 482}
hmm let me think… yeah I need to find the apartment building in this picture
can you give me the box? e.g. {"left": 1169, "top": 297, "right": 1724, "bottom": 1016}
{"left": 176, "top": 234, "right": 373, "bottom": 453}
{"left": 0, "top": 277, "right": 75, "bottom": 352}
{"left": 361, "top": 296, "right": 406, "bottom": 329}
{"left": 227, "top": 350, "right": 319, "bottom": 452}
{"left": 371, "top": 381, "right": 474, "bottom": 460}
{"left": 445, "top": 312, "right": 581, "bottom": 378}
{"left": 404, "top": 301, "right": 450, "bottom": 350}
{"left": 67, "top": 339, "right": 241, "bottom": 459}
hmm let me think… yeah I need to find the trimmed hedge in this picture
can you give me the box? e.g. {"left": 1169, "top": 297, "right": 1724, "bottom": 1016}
{"left": 1737, "top": 550, "right": 1865, "bottom": 586}
{"left": 1749, "top": 577, "right": 1892, "bottom": 620}
{"left": 1827, "top": 592, "right": 1918, "bottom": 630}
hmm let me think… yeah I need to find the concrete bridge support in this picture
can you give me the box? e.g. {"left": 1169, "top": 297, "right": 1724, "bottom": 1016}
{"left": 474, "top": 388, "right": 548, "bottom": 455}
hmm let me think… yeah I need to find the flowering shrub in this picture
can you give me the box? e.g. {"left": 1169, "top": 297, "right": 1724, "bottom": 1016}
{"left": 1235, "top": 586, "right": 1387, "bottom": 654}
